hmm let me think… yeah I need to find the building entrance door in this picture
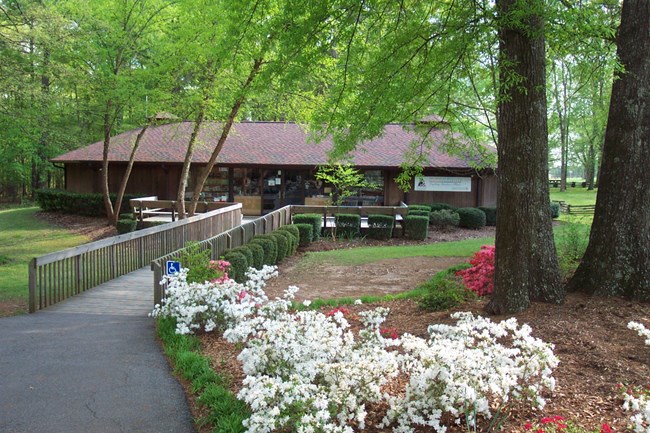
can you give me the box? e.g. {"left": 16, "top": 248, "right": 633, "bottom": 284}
{"left": 278, "top": 170, "right": 304, "bottom": 208}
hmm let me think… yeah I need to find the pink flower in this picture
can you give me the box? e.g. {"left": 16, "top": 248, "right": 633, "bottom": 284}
{"left": 524, "top": 422, "right": 533, "bottom": 430}
{"left": 600, "top": 424, "right": 613, "bottom": 433}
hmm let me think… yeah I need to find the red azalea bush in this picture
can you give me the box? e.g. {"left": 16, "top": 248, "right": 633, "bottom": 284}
{"left": 380, "top": 327, "right": 399, "bottom": 339}
{"left": 325, "top": 307, "right": 352, "bottom": 318}
{"left": 524, "top": 415, "right": 613, "bottom": 433}
{"left": 456, "top": 245, "right": 495, "bottom": 296}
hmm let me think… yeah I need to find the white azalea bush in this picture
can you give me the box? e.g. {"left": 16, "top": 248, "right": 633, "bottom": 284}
{"left": 381, "top": 313, "right": 558, "bottom": 432}
{"left": 152, "top": 265, "right": 559, "bottom": 432}
{"left": 624, "top": 321, "right": 650, "bottom": 433}
{"left": 150, "top": 265, "right": 277, "bottom": 335}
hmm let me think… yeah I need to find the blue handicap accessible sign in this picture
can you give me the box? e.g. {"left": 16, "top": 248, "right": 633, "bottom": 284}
{"left": 166, "top": 260, "right": 181, "bottom": 275}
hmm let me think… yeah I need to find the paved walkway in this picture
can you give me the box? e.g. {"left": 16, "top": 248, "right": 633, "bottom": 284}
{"left": 0, "top": 268, "right": 196, "bottom": 433}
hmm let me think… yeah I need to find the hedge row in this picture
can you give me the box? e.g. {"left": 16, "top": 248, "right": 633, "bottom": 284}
{"left": 222, "top": 224, "right": 303, "bottom": 283}
{"left": 292, "top": 214, "right": 322, "bottom": 241}
{"left": 36, "top": 189, "right": 141, "bottom": 217}
{"left": 335, "top": 214, "right": 361, "bottom": 239}
{"left": 367, "top": 214, "right": 394, "bottom": 240}
{"left": 404, "top": 215, "right": 429, "bottom": 240}
{"left": 409, "top": 203, "right": 497, "bottom": 229}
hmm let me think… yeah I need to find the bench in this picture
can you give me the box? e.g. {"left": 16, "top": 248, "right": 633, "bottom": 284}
{"left": 129, "top": 197, "right": 235, "bottom": 222}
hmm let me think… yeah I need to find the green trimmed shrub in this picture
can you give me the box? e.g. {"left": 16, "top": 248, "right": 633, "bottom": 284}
{"left": 222, "top": 251, "right": 248, "bottom": 283}
{"left": 244, "top": 242, "right": 265, "bottom": 269}
{"left": 457, "top": 207, "right": 486, "bottom": 229}
{"left": 251, "top": 235, "right": 277, "bottom": 265}
{"left": 334, "top": 214, "right": 361, "bottom": 239}
{"left": 140, "top": 220, "right": 168, "bottom": 229}
{"left": 294, "top": 223, "right": 313, "bottom": 247}
{"left": 550, "top": 202, "right": 561, "bottom": 219}
{"left": 274, "top": 230, "right": 296, "bottom": 257}
{"left": 116, "top": 218, "right": 136, "bottom": 234}
{"left": 278, "top": 225, "right": 300, "bottom": 254}
{"left": 35, "top": 189, "right": 140, "bottom": 217}
{"left": 404, "top": 215, "right": 429, "bottom": 240}
{"left": 119, "top": 213, "right": 134, "bottom": 220}
{"left": 367, "top": 214, "right": 394, "bottom": 240}
{"left": 292, "top": 214, "right": 322, "bottom": 240}
{"left": 278, "top": 224, "right": 300, "bottom": 240}
{"left": 429, "top": 209, "right": 460, "bottom": 228}
{"left": 408, "top": 208, "right": 431, "bottom": 218}
{"left": 408, "top": 204, "right": 432, "bottom": 212}
{"left": 478, "top": 206, "right": 497, "bottom": 226}
{"left": 417, "top": 264, "right": 474, "bottom": 311}
{"left": 407, "top": 209, "right": 431, "bottom": 220}
{"left": 229, "top": 247, "right": 253, "bottom": 270}
{"left": 429, "top": 202, "right": 457, "bottom": 212}
{"left": 269, "top": 232, "right": 288, "bottom": 263}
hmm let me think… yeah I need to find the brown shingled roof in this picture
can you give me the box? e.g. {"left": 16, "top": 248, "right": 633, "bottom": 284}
{"left": 52, "top": 121, "right": 490, "bottom": 169}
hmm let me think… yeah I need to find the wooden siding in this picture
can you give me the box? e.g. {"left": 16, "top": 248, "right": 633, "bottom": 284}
{"left": 479, "top": 174, "right": 497, "bottom": 206}
{"left": 65, "top": 163, "right": 182, "bottom": 199}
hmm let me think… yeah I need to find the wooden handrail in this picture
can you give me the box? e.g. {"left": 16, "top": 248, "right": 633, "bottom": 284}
{"left": 28, "top": 202, "right": 242, "bottom": 312}
{"left": 151, "top": 205, "right": 292, "bottom": 305}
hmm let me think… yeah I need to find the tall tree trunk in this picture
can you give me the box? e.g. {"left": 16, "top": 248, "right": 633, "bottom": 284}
{"left": 486, "top": 0, "right": 563, "bottom": 315}
{"left": 552, "top": 62, "right": 570, "bottom": 192}
{"left": 111, "top": 123, "right": 151, "bottom": 225}
{"left": 585, "top": 141, "right": 596, "bottom": 190}
{"left": 176, "top": 109, "right": 207, "bottom": 219}
{"left": 101, "top": 100, "right": 116, "bottom": 222}
{"left": 569, "top": 0, "right": 650, "bottom": 300}
{"left": 188, "top": 58, "right": 263, "bottom": 216}
{"left": 35, "top": 49, "right": 50, "bottom": 194}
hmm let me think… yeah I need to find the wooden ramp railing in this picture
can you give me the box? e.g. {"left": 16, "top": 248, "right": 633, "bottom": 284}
{"left": 28, "top": 203, "right": 242, "bottom": 312}
{"left": 151, "top": 206, "right": 291, "bottom": 305}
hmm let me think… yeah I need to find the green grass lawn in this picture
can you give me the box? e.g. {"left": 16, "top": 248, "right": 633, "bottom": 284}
{"left": 550, "top": 187, "right": 597, "bottom": 206}
{"left": 0, "top": 207, "right": 90, "bottom": 313}
{"left": 298, "top": 236, "right": 495, "bottom": 269}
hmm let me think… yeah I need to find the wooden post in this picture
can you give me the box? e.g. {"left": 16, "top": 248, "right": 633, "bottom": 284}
{"left": 28, "top": 258, "right": 37, "bottom": 313}
{"left": 152, "top": 262, "right": 163, "bottom": 307}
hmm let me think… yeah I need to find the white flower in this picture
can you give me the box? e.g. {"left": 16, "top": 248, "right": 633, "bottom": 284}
{"left": 302, "top": 300, "right": 312, "bottom": 307}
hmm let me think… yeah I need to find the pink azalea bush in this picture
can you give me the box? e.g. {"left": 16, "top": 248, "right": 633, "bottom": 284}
{"left": 456, "top": 245, "right": 495, "bottom": 296}
{"left": 208, "top": 259, "right": 230, "bottom": 283}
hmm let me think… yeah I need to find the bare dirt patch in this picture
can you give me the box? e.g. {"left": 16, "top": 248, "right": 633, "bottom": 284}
{"left": 264, "top": 225, "right": 494, "bottom": 301}
{"left": 35, "top": 211, "right": 117, "bottom": 241}
{"left": 264, "top": 255, "right": 468, "bottom": 301}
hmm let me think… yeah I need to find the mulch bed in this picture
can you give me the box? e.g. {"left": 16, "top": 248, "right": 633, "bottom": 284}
{"left": 35, "top": 211, "right": 117, "bottom": 241}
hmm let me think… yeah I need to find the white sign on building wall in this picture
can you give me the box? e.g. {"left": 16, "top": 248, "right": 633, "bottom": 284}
{"left": 414, "top": 176, "right": 472, "bottom": 192}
